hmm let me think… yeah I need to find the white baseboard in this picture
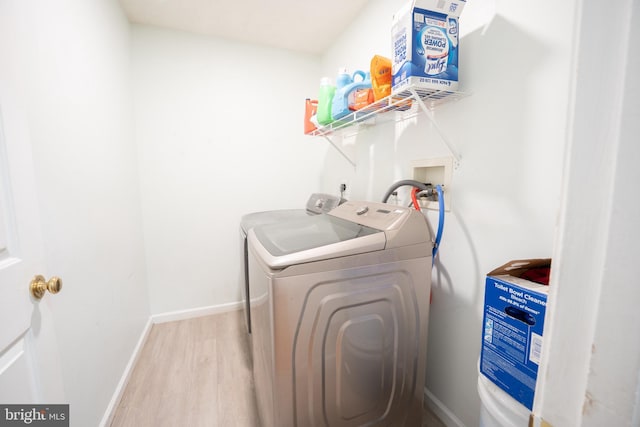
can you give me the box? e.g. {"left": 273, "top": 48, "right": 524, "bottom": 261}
{"left": 150, "top": 301, "right": 243, "bottom": 324}
{"left": 100, "top": 302, "right": 244, "bottom": 426}
{"left": 424, "top": 387, "right": 467, "bottom": 427}
{"left": 99, "top": 317, "right": 153, "bottom": 427}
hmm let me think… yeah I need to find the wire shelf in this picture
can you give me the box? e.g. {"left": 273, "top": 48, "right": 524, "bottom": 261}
{"left": 308, "top": 84, "right": 469, "bottom": 137}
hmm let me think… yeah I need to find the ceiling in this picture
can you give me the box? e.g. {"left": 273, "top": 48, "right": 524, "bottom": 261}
{"left": 119, "top": 0, "right": 370, "bottom": 54}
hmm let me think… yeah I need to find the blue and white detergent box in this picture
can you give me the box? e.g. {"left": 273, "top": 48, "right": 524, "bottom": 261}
{"left": 480, "top": 259, "right": 551, "bottom": 410}
{"left": 391, "top": 0, "right": 466, "bottom": 93}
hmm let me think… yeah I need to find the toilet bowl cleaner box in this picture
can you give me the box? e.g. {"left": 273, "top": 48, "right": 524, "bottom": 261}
{"left": 480, "top": 259, "right": 551, "bottom": 410}
{"left": 392, "top": 0, "right": 466, "bottom": 93}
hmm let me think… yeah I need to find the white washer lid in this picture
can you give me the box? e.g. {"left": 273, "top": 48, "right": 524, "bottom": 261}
{"left": 240, "top": 209, "right": 310, "bottom": 233}
{"left": 248, "top": 214, "right": 385, "bottom": 269}
{"left": 240, "top": 193, "right": 342, "bottom": 232}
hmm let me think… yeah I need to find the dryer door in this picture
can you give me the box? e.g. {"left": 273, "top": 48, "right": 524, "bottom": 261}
{"left": 280, "top": 258, "right": 430, "bottom": 426}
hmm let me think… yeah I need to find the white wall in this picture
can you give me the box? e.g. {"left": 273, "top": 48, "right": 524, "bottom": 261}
{"left": 533, "top": 0, "right": 640, "bottom": 425}
{"left": 131, "top": 26, "right": 327, "bottom": 314}
{"left": 318, "top": 0, "right": 576, "bottom": 425}
{"left": 1, "top": 1, "right": 149, "bottom": 425}
{"left": 6, "top": 1, "right": 619, "bottom": 425}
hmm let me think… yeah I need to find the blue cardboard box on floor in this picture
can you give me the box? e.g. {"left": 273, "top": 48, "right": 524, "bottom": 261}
{"left": 480, "top": 259, "right": 551, "bottom": 410}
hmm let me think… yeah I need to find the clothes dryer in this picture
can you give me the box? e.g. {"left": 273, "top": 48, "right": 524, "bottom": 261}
{"left": 247, "top": 201, "right": 432, "bottom": 427}
{"left": 239, "top": 193, "right": 340, "bottom": 334}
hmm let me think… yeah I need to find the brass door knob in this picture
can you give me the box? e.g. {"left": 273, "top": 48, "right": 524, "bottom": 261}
{"left": 30, "top": 275, "right": 62, "bottom": 300}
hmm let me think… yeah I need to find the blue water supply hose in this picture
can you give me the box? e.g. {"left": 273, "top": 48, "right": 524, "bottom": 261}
{"left": 381, "top": 180, "right": 445, "bottom": 264}
{"left": 433, "top": 184, "right": 445, "bottom": 261}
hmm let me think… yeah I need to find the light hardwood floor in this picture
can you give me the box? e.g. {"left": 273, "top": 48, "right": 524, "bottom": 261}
{"left": 110, "top": 310, "right": 445, "bottom": 427}
{"left": 110, "top": 311, "right": 258, "bottom": 426}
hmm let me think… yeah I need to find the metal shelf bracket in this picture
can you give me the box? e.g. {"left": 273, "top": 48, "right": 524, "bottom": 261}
{"left": 309, "top": 84, "right": 468, "bottom": 169}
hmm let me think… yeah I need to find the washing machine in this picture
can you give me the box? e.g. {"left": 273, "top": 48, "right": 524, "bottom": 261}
{"left": 247, "top": 200, "right": 433, "bottom": 427}
{"left": 239, "top": 193, "right": 341, "bottom": 334}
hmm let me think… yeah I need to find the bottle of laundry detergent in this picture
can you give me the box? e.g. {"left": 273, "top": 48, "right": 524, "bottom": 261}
{"left": 370, "top": 55, "right": 392, "bottom": 101}
{"left": 304, "top": 98, "right": 318, "bottom": 134}
{"left": 335, "top": 67, "right": 352, "bottom": 90}
{"left": 331, "top": 69, "right": 368, "bottom": 121}
{"left": 349, "top": 72, "right": 374, "bottom": 111}
{"left": 317, "top": 77, "right": 336, "bottom": 126}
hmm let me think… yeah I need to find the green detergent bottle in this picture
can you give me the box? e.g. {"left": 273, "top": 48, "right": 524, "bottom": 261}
{"left": 317, "top": 77, "right": 336, "bottom": 126}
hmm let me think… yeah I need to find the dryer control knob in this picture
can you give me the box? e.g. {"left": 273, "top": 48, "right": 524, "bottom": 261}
{"left": 356, "top": 206, "right": 369, "bottom": 215}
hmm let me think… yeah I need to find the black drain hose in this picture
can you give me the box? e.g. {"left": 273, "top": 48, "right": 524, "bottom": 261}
{"left": 382, "top": 179, "right": 445, "bottom": 261}
{"left": 381, "top": 179, "right": 433, "bottom": 203}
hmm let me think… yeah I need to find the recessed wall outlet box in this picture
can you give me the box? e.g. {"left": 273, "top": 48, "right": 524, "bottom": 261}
{"left": 480, "top": 259, "right": 551, "bottom": 411}
{"left": 411, "top": 157, "right": 452, "bottom": 211}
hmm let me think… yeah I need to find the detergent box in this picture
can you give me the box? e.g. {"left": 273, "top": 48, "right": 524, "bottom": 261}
{"left": 480, "top": 259, "right": 551, "bottom": 410}
{"left": 391, "top": 0, "right": 466, "bottom": 93}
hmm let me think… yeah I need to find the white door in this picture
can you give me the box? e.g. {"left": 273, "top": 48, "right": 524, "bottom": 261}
{"left": 0, "top": 50, "right": 65, "bottom": 406}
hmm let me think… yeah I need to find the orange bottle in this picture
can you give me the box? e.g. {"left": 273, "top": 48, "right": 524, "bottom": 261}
{"left": 370, "top": 55, "right": 392, "bottom": 101}
{"left": 350, "top": 88, "right": 375, "bottom": 111}
{"left": 304, "top": 99, "right": 318, "bottom": 134}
